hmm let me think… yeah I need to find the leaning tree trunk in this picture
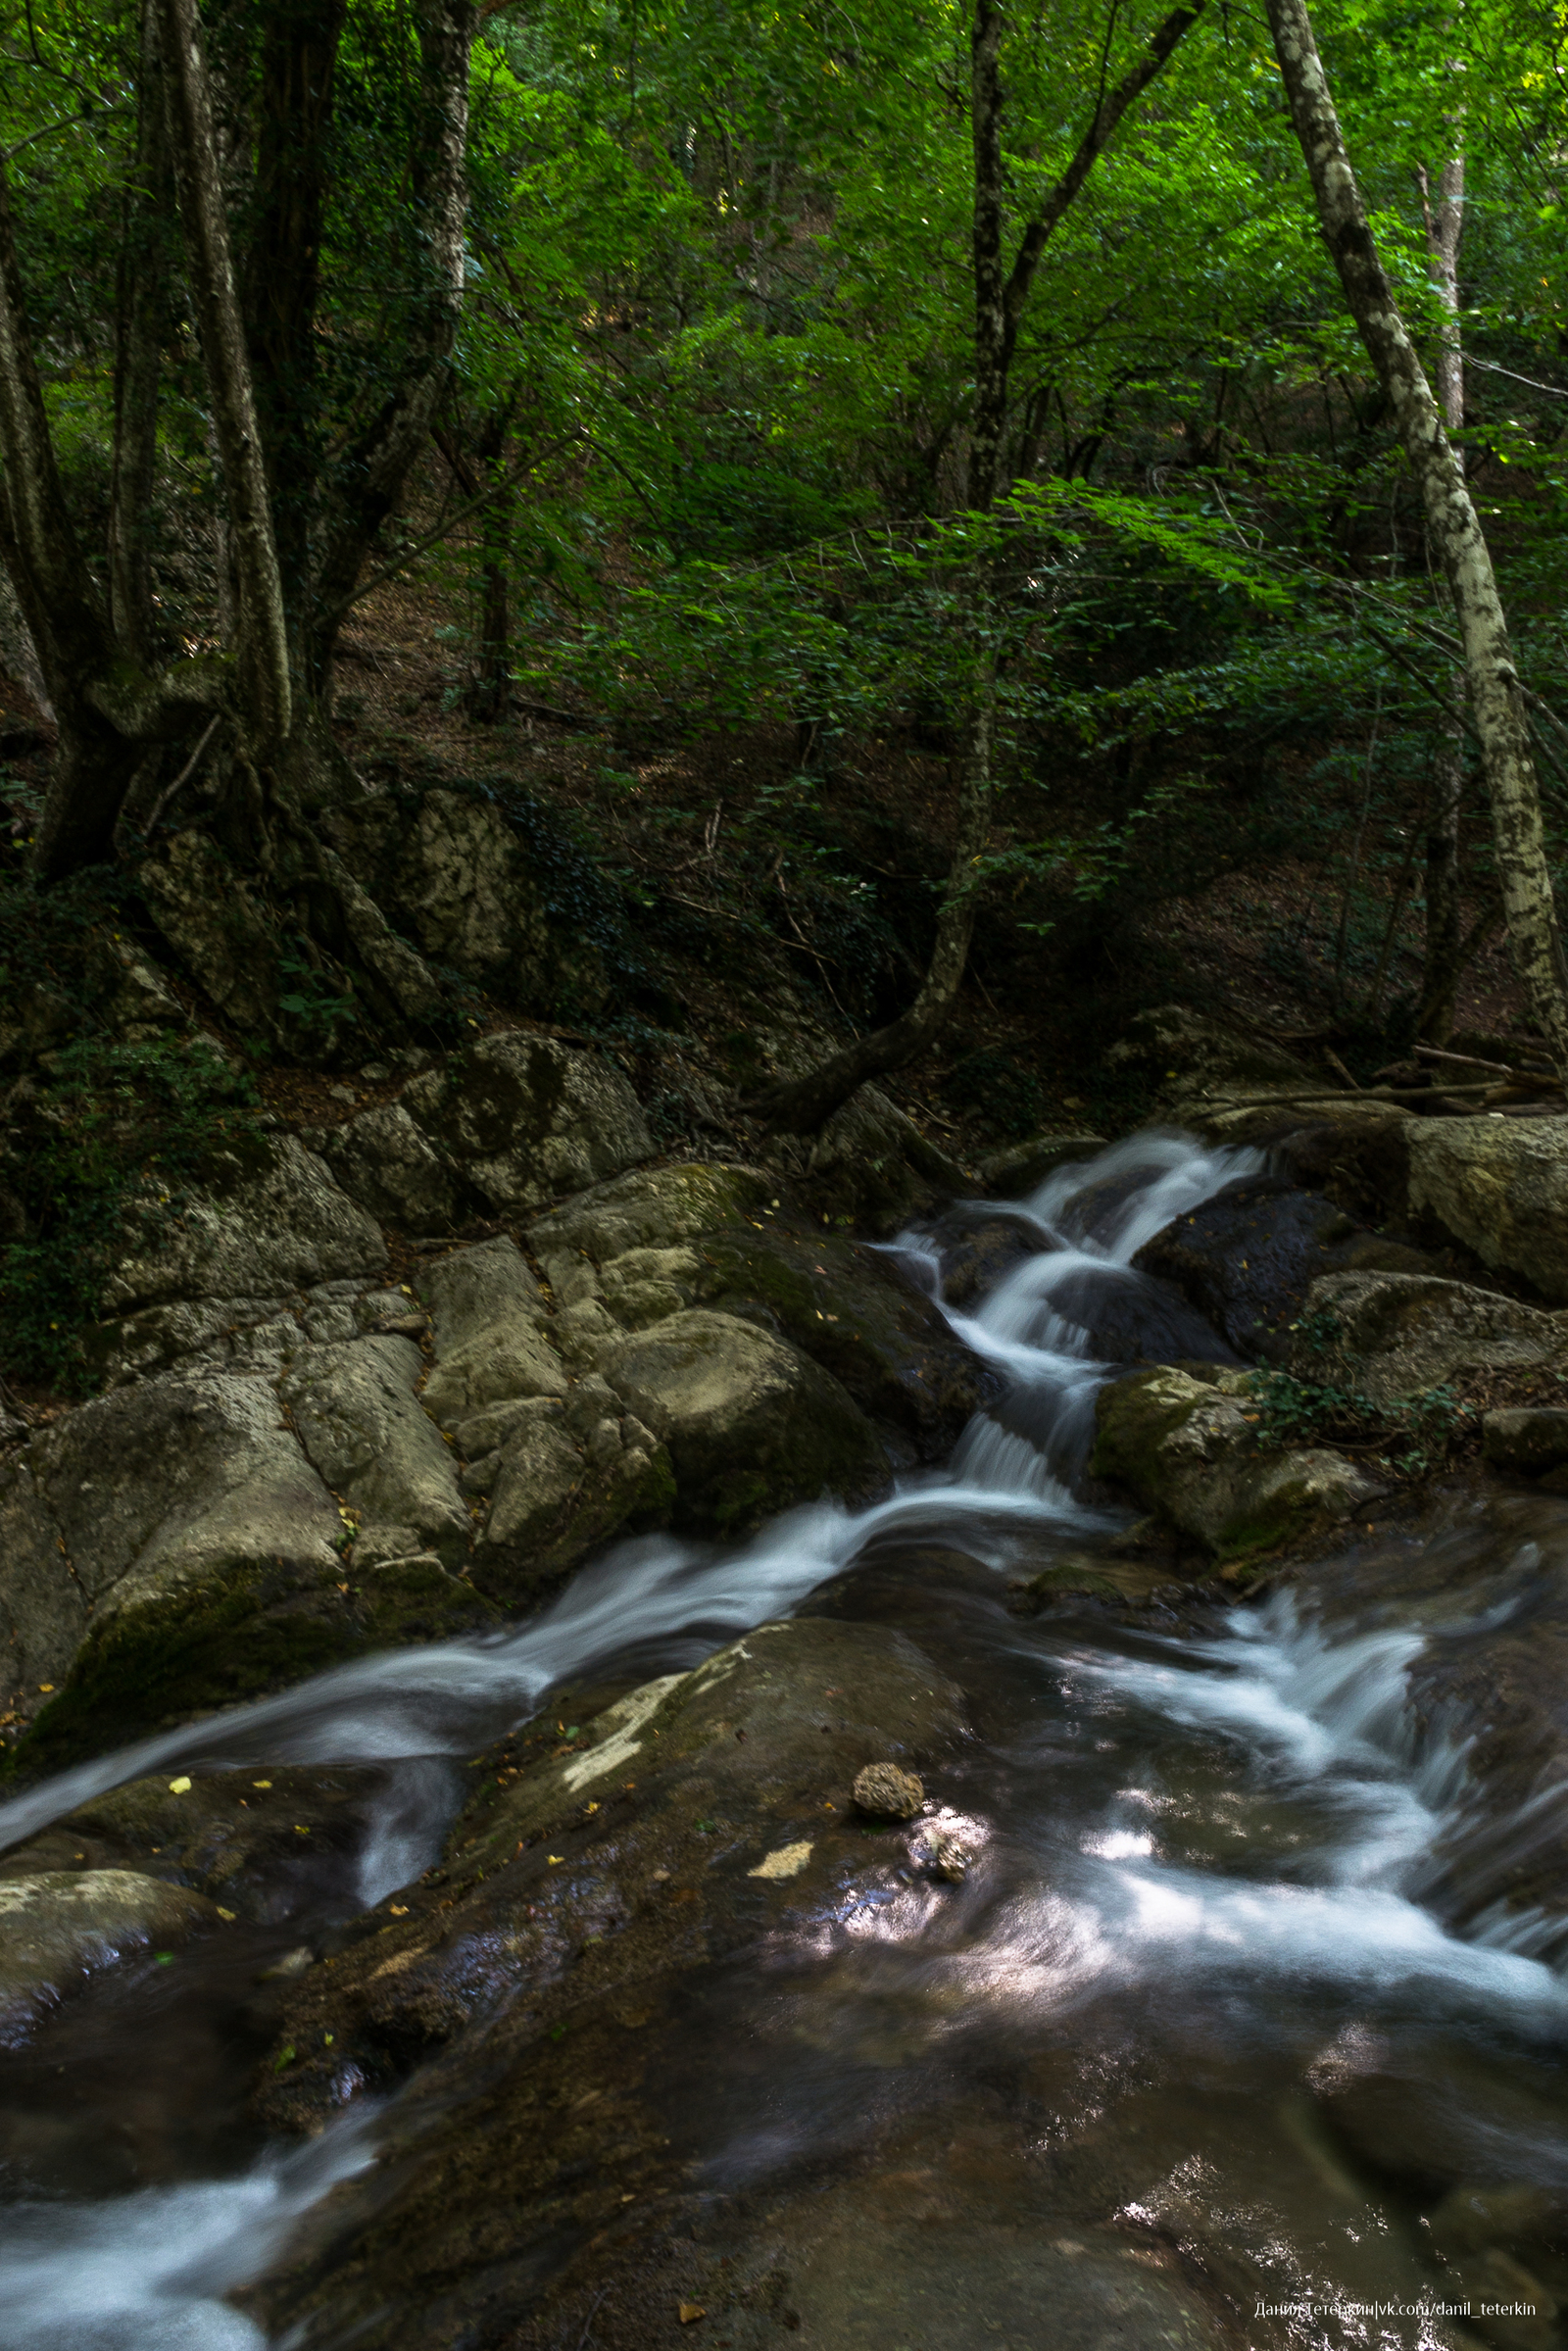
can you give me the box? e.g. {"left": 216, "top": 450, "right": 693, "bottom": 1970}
{"left": 1414, "top": 149, "right": 1466, "bottom": 1043}
{"left": 1266, "top": 0, "right": 1568, "bottom": 1080}
{"left": 749, "top": 0, "right": 1206, "bottom": 1135}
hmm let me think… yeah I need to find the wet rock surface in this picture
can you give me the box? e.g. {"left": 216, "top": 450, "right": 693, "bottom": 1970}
{"left": 240, "top": 1620, "right": 969, "bottom": 2343}
{"left": 1133, "top": 1174, "right": 1434, "bottom": 1358}
{"left": 1092, "top": 1364, "right": 1386, "bottom": 1562}
{"left": 0, "top": 1869, "right": 221, "bottom": 2042}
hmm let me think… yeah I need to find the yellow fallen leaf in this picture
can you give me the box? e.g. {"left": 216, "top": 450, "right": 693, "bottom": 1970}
{"left": 678, "top": 2306, "right": 707, "bottom": 2325}
{"left": 169, "top": 1776, "right": 192, "bottom": 1794}
{"left": 294, "top": 1824, "right": 311, "bottom": 1836}
{"left": 253, "top": 1781, "right": 271, "bottom": 1789}
{"left": 216, "top": 1908, "right": 236, "bottom": 1922}
{"left": 583, "top": 1800, "right": 599, "bottom": 1814}
{"left": 36, "top": 1684, "right": 53, "bottom": 1694}
{"left": 548, "top": 1855, "right": 564, "bottom": 1865}
{"left": 388, "top": 1904, "right": 409, "bottom": 1916}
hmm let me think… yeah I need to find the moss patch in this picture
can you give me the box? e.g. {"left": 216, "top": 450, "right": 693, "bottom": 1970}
{"left": 7, "top": 1558, "right": 500, "bottom": 1780}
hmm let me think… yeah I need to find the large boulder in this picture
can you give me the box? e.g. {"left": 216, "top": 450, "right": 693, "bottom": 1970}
{"left": 8, "top": 1370, "right": 496, "bottom": 1773}
{"left": 416, "top": 1236, "right": 567, "bottom": 1435}
{"left": 1133, "top": 1175, "right": 1434, "bottom": 1358}
{"left": 690, "top": 1226, "right": 1000, "bottom": 1459}
{"left": 1285, "top": 1272, "right": 1568, "bottom": 1405}
{"left": 597, "top": 1308, "right": 888, "bottom": 1533}
{"left": 318, "top": 1101, "right": 467, "bottom": 1233}
{"left": 801, "top": 1083, "right": 971, "bottom": 1229}
{"left": 403, "top": 1033, "right": 651, "bottom": 1215}
{"left": 527, "top": 1161, "right": 769, "bottom": 1282}
{"left": 1091, "top": 1365, "right": 1386, "bottom": 1563}
{"left": 136, "top": 832, "right": 285, "bottom": 1040}
{"left": 1407, "top": 1115, "right": 1568, "bottom": 1301}
{"left": 323, "top": 787, "right": 608, "bottom": 1013}
{"left": 251, "top": 1616, "right": 967, "bottom": 2148}
{"left": 102, "top": 1133, "right": 386, "bottom": 1313}
{"left": 470, "top": 1378, "right": 673, "bottom": 1601}
{"left": 280, "top": 1335, "right": 469, "bottom": 1566}
{"left": 0, "top": 1870, "right": 220, "bottom": 2041}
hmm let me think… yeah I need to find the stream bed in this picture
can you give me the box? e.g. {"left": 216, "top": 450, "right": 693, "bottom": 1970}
{"left": 4, "top": 1135, "right": 1568, "bottom": 2351}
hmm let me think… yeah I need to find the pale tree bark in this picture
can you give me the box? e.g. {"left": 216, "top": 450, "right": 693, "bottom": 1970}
{"left": 158, "top": 0, "right": 292, "bottom": 760}
{"left": 1415, "top": 148, "right": 1466, "bottom": 1042}
{"left": 1265, "top": 0, "right": 1568, "bottom": 1080}
{"left": 751, "top": 0, "right": 1205, "bottom": 1135}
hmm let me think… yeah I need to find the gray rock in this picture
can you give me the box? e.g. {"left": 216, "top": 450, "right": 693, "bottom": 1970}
{"left": 33, "top": 1370, "right": 342, "bottom": 1613}
{"left": 1091, "top": 1366, "right": 1387, "bottom": 1563}
{"left": 0, "top": 1460, "right": 84, "bottom": 1715}
{"left": 373, "top": 789, "right": 555, "bottom": 993}
{"left": 473, "top": 1379, "right": 672, "bottom": 1600}
{"left": 1408, "top": 1115, "right": 1568, "bottom": 1301}
{"left": 978, "top": 1132, "right": 1109, "bottom": 1197}
{"left": 812, "top": 1083, "right": 970, "bottom": 1197}
{"left": 88, "top": 1295, "right": 297, "bottom": 1387}
{"left": 281, "top": 1336, "right": 468, "bottom": 1567}
{"left": 1482, "top": 1407, "right": 1568, "bottom": 1477}
{"left": 0, "top": 1870, "right": 220, "bottom": 2042}
{"left": 312, "top": 842, "right": 448, "bottom": 1025}
{"left": 84, "top": 932, "right": 187, "bottom": 1043}
{"left": 527, "top": 1162, "right": 769, "bottom": 1290}
{"left": 137, "top": 832, "right": 284, "bottom": 1039}
{"left": 598, "top": 1307, "right": 888, "bottom": 1534}
{"left": 1289, "top": 1271, "right": 1567, "bottom": 1405}
{"left": 102, "top": 1134, "right": 385, "bottom": 1314}
{"left": 403, "top": 1033, "right": 651, "bottom": 1216}
{"left": 417, "top": 1237, "right": 566, "bottom": 1429}
{"left": 319, "top": 1101, "right": 466, "bottom": 1233}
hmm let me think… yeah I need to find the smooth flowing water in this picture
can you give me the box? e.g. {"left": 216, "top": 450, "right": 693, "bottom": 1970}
{"left": 5, "top": 1132, "right": 1568, "bottom": 2350}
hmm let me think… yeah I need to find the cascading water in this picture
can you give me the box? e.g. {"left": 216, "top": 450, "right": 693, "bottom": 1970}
{"left": 5, "top": 1131, "right": 1568, "bottom": 2350}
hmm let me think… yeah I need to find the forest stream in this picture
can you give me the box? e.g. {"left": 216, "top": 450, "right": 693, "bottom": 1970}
{"left": 4, "top": 1134, "right": 1568, "bottom": 2351}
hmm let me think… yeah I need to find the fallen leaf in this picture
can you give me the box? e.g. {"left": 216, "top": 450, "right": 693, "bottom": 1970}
{"left": 36, "top": 1684, "right": 53, "bottom": 1693}
{"left": 253, "top": 1781, "right": 271, "bottom": 1789}
{"left": 168, "top": 1776, "right": 192, "bottom": 1794}
{"left": 678, "top": 2305, "right": 707, "bottom": 2325}
{"left": 216, "top": 1907, "right": 236, "bottom": 1922}
{"left": 548, "top": 1854, "right": 564, "bottom": 1865}
{"left": 388, "top": 1904, "right": 410, "bottom": 1916}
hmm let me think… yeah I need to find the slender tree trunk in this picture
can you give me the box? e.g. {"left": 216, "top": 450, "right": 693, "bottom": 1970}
{"left": 1415, "top": 151, "right": 1466, "bottom": 1043}
{"left": 158, "top": 0, "right": 292, "bottom": 759}
{"left": 109, "top": 0, "right": 171, "bottom": 669}
{"left": 749, "top": 0, "right": 1205, "bottom": 1135}
{"left": 245, "top": 0, "right": 350, "bottom": 669}
{"left": 1266, "top": 0, "right": 1568, "bottom": 1081}
{"left": 307, "top": 0, "right": 475, "bottom": 688}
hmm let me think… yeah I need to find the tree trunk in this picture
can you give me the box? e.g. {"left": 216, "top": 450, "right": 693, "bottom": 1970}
{"left": 158, "top": 0, "right": 292, "bottom": 761}
{"left": 306, "top": 0, "right": 476, "bottom": 690}
{"left": 109, "top": 0, "right": 171, "bottom": 669}
{"left": 245, "top": 0, "right": 350, "bottom": 668}
{"left": 1415, "top": 151, "right": 1466, "bottom": 1044}
{"left": 749, "top": 0, "right": 1204, "bottom": 1136}
{"left": 1265, "top": 0, "right": 1568, "bottom": 1080}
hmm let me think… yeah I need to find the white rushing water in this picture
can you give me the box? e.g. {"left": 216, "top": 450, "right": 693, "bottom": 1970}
{"left": 7, "top": 1129, "right": 1564, "bottom": 2345}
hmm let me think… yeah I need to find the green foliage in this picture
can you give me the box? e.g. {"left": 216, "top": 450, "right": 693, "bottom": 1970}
{"left": 1250, "top": 1367, "right": 1468, "bottom": 1475}
{"left": 0, "top": 1036, "right": 262, "bottom": 1394}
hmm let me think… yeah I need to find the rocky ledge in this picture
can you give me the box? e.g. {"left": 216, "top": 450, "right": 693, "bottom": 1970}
{"left": 0, "top": 1033, "right": 995, "bottom": 1774}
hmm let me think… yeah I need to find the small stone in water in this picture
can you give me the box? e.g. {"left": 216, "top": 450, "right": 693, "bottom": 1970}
{"left": 853, "top": 1762, "right": 924, "bottom": 1820}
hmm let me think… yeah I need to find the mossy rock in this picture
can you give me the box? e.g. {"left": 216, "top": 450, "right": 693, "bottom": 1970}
{"left": 7, "top": 1556, "right": 500, "bottom": 1780}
